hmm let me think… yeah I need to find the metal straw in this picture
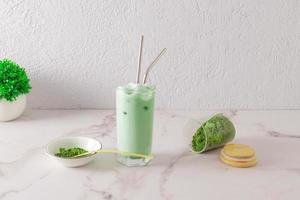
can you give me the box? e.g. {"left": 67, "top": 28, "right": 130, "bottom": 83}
{"left": 142, "top": 48, "right": 167, "bottom": 84}
{"left": 136, "top": 35, "right": 144, "bottom": 84}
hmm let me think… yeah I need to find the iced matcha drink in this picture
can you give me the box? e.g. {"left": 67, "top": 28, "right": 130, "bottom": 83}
{"left": 116, "top": 83, "right": 155, "bottom": 166}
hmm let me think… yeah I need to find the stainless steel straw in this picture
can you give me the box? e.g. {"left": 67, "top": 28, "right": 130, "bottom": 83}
{"left": 136, "top": 35, "right": 144, "bottom": 84}
{"left": 142, "top": 48, "right": 167, "bottom": 84}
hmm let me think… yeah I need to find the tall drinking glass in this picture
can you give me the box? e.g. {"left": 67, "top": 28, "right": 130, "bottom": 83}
{"left": 116, "top": 83, "right": 155, "bottom": 166}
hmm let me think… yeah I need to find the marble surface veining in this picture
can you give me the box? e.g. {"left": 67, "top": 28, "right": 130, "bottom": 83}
{"left": 0, "top": 110, "right": 300, "bottom": 200}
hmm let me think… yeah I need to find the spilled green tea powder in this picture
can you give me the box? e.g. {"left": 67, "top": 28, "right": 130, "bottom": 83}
{"left": 192, "top": 114, "right": 235, "bottom": 153}
{"left": 192, "top": 126, "right": 206, "bottom": 152}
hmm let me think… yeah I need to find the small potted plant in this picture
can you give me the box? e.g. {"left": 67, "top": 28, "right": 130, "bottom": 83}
{"left": 0, "top": 59, "right": 31, "bottom": 121}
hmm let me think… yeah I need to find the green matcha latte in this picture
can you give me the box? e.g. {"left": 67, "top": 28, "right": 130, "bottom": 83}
{"left": 116, "top": 83, "right": 155, "bottom": 166}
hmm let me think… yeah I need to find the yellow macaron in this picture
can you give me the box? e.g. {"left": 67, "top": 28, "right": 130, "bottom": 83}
{"left": 222, "top": 144, "right": 255, "bottom": 158}
{"left": 220, "top": 144, "right": 257, "bottom": 168}
{"left": 221, "top": 149, "right": 256, "bottom": 162}
{"left": 220, "top": 154, "right": 257, "bottom": 168}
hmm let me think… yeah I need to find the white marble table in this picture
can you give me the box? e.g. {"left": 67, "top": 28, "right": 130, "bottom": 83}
{"left": 0, "top": 110, "right": 300, "bottom": 200}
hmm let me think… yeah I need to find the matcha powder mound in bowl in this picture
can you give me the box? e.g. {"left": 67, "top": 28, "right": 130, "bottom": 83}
{"left": 191, "top": 113, "right": 236, "bottom": 153}
{"left": 55, "top": 147, "right": 88, "bottom": 158}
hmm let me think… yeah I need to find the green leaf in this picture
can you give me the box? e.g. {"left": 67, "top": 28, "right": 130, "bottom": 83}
{"left": 0, "top": 59, "right": 31, "bottom": 101}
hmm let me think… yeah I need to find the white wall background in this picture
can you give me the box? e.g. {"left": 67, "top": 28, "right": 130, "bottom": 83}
{"left": 0, "top": 0, "right": 299, "bottom": 109}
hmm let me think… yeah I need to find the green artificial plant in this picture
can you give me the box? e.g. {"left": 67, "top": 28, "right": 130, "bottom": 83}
{"left": 0, "top": 59, "right": 31, "bottom": 101}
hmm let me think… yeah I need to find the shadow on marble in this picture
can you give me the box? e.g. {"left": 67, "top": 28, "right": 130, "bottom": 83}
{"left": 77, "top": 154, "right": 120, "bottom": 171}
{"left": 73, "top": 150, "right": 217, "bottom": 170}
{"left": 150, "top": 148, "right": 222, "bottom": 167}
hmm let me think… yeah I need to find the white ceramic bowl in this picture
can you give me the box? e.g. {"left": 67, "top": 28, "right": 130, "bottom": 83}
{"left": 46, "top": 137, "right": 102, "bottom": 167}
{"left": 0, "top": 95, "right": 26, "bottom": 122}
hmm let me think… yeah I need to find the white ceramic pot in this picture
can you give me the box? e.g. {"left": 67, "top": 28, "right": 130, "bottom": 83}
{"left": 0, "top": 95, "right": 26, "bottom": 122}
